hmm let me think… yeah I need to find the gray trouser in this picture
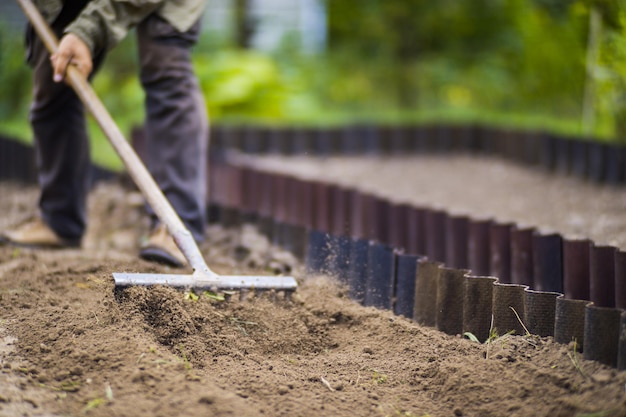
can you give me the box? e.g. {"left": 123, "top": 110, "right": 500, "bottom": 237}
{"left": 28, "top": 4, "right": 208, "bottom": 242}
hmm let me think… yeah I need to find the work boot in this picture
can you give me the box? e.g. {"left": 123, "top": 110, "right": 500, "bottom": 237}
{"left": 0, "top": 217, "right": 81, "bottom": 249}
{"left": 139, "top": 224, "right": 186, "bottom": 268}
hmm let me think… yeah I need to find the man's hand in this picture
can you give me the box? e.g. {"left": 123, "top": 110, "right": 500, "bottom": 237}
{"left": 50, "top": 33, "right": 93, "bottom": 82}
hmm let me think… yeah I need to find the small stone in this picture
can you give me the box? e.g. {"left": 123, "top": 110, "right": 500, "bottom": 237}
{"left": 55, "top": 370, "right": 71, "bottom": 381}
{"left": 23, "top": 397, "right": 38, "bottom": 408}
{"left": 363, "top": 347, "right": 374, "bottom": 355}
{"left": 186, "top": 373, "right": 201, "bottom": 381}
{"left": 198, "top": 395, "right": 216, "bottom": 405}
{"left": 454, "top": 408, "right": 463, "bottom": 416}
{"left": 278, "top": 385, "right": 289, "bottom": 395}
{"left": 592, "top": 370, "right": 613, "bottom": 384}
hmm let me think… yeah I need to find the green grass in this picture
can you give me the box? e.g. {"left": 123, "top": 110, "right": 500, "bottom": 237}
{"left": 1, "top": 111, "right": 31, "bottom": 144}
{"left": 87, "top": 118, "right": 124, "bottom": 171}
{"left": 214, "top": 103, "right": 607, "bottom": 141}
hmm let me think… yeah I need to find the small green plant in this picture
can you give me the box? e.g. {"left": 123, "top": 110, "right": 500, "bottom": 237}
{"left": 184, "top": 290, "right": 199, "bottom": 301}
{"left": 567, "top": 340, "right": 589, "bottom": 379}
{"left": 463, "top": 332, "right": 480, "bottom": 343}
{"left": 229, "top": 316, "right": 259, "bottom": 336}
{"left": 483, "top": 314, "right": 516, "bottom": 360}
{"left": 178, "top": 343, "right": 192, "bottom": 371}
{"left": 184, "top": 289, "right": 227, "bottom": 302}
{"left": 82, "top": 397, "right": 107, "bottom": 413}
{"left": 81, "top": 385, "right": 113, "bottom": 414}
{"left": 203, "top": 290, "right": 226, "bottom": 302}
{"left": 60, "top": 380, "right": 81, "bottom": 392}
{"left": 509, "top": 306, "right": 531, "bottom": 337}
{"left": 371, "top": 369, "right": 388, "bottom": 384}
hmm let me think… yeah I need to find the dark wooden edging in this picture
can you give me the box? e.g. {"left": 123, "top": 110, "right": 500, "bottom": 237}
{"left": 210, "top": 124, "right": 626, "bottom": 186}
{"left": 210, "top": 154, "right": 626, "bottom": 369}
{"left": 0, "top": 134, "right": 116, "bottom": 186}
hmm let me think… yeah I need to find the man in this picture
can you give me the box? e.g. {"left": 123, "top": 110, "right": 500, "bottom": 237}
{"left": 0, "top": 0, "right": 209, "bottom": 268}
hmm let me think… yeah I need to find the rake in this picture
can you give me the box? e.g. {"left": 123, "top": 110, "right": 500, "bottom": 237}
{"left": 17, "top": 0, "right": 298, "bottom": 293}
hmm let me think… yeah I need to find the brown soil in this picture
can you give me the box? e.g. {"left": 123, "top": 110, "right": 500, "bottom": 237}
{"left": 240, "top": 153, "right": 626, "bottom": 248}
{"left": 1, "top": 154, "right": 626, "bottom": 417}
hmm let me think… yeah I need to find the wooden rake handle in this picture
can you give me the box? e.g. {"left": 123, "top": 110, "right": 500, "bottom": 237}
{"left": 16, "top": 0, "right": 215, "bottom": 277}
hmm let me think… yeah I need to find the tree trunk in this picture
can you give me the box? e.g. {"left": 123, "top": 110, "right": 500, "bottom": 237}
{"left": 234, "top": 0, "right": 253, "bottom": 48}
{"left": 582, "top": 6, "right": 602, "bottom": 136}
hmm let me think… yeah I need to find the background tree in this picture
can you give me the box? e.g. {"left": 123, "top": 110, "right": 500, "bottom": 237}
{"left": 234, "top": 0, "right": 254, "bottom": 48}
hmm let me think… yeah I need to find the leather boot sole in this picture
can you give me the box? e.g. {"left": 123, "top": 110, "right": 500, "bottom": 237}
{"left": 139, "top": 246, "right": 185, "bottom": 268}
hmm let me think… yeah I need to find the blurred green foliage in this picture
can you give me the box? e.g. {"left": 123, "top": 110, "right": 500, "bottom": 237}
{"left": 596, "top": 5, "right": 626, "bottom": 138}
{"left": 326, "top": 0, "right": 589, "bottom": 128}
{"left": 196, "top": 50, "right": 291, "bottom": 119}
{"left": 0, "top": 22, "right": 32, "bottom": 140}
{"left": 1, "top": 0, "right": 626, "bottom": 169}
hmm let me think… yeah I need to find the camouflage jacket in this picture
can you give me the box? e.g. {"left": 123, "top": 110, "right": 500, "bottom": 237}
{"left": 35, "top": 0, "right": 207, "bottom": 54}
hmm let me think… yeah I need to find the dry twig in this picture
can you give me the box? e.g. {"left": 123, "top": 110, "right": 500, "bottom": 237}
{"left": 320, "top": 376, "right": 335, "bottom": 392}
